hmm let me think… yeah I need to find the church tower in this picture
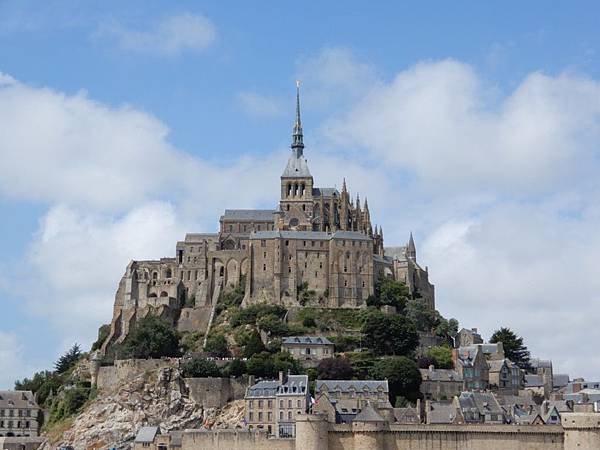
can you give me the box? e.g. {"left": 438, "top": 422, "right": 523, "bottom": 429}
{"left": 279, "top": 82, "right": 314, "bottom": 230}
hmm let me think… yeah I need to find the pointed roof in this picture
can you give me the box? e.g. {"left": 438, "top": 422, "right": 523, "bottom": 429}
{"left": 282, "top": 81, "right": 311, "bottom": 178}
{"left": 354, "top": 401, "right": 385, "bottom": 422}
{"left": 291, "top": 80, "right": 304, "bottom": 155}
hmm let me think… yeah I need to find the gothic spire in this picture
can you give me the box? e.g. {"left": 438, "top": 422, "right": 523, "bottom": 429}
{"left": 407, "top": 231, "right": 416, "bottom": 258}
{"left": 291, "top": 80, "right": 304, "bottom": 156}
{"left": 342, "top": 178, "right": 347, "bottom": 193}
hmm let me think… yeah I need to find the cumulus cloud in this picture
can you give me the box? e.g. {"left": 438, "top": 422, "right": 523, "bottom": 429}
{"left": 325, "top": 60, "right": 600, "bottom": 195}
{"left": 98, "top": 12, "right": 216, "bottom": 56}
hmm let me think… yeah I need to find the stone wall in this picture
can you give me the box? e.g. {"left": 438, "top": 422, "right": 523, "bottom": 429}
{"left": 96, "top": 358, "right": 180, "bottom": 391}
{"left": 186, "top": 377, "right": 248, "bottom": 409}
{"left": 182, "top": 430, "right": 295, "bottom": 450}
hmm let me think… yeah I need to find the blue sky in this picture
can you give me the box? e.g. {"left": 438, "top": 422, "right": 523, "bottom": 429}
{"left": 1, "top": 1, "right": 600, "bottom": 388}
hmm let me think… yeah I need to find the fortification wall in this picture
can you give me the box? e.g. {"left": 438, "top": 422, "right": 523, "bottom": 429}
{"left": 185, "top": 377, "right": 247, "bottom": 409}
{"left": 96, "top": 358, "right": 179, "bottom": 391}
{"left": 182, "top": 430, "right": 295, "bottom": 450}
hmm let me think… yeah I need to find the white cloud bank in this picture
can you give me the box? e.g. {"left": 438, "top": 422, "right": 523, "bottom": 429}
{"left": 98, "top": 13, "right": 216, "bottom": 56}
{"left": 2, "top": 54, "right": 600, "bottom": 384}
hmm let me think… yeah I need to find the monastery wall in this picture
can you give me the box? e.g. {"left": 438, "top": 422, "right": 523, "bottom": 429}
{"left": 181, "top": 430, "right": 295, "bottom": 450}
{"left": 186, "top": 377, "right": 247, "bottom": 409}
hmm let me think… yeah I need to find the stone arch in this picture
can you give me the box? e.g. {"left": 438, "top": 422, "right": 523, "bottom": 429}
{"left": 289, "top": 218, "right": 299, "bottom": 228}
{"left": 152, "top": 271, "right": 158, "bottom": 280}
{"left": 160, "top": 291, "right": 169, "bottom": 297}
{"left": 214, "top": 259, "right": 225, "bottom": 278}
{"left": 148, "top": 292, "right": 158, "bottom": 298}
{"left": 226, "top": 259, "right": 239, "bottom": 287}
{"left": 240, "top": 258, "right": 250, "bottom": 276}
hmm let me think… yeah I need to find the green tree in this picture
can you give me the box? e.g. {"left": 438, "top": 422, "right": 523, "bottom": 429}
{"left": 426, "top": 346, "right": 453, "bottom": 369}
{"left": 55, "top": 344, "right": 82, "bottom": 374}
{"left": 246, "top": 352, "right": 276, "bottom": 378}
{"left": 242, "top": 331, "right": 266, "bottom": 358}
{"left": 317, "top": 357, "right": 354, "bottom": 380}
{"left": 370, "top": 356, "right": 422, "bottom": 404}
{"left": 14, "top": 371, "right": 62, "bottom": 408}
{"left": 257, "top": 314, "right": 289, "bottom": 336}
{"left": 223, "top": 359, "right": 247, "bottom": 377}
{"left": 362, "top": 311, "right": 419, "bottom": 356}
{"left": 204, "top": 333, "right": 229, "bottom": 358}
{"left": 369, "top": 279, "right": 410, "bottom": 310}
{"left": 490, "top": 327, "right": 531, "bottom": 370}
{"left": 120, "top": 316, "right": 180, "bottom": 359}
{"left": 181, "top": 357, "right": 221, "bottom": 378}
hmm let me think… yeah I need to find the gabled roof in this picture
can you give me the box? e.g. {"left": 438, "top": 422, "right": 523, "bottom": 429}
{"left": 459, "top": 391, "right": 503, "bottom": 416}
{"left": 427, "top": 401, "right": 458, "bottom": 424}
{"left": 353, "top": 402, "right": 385, "bottom": 422}
{"left": 0, "top": 391, "right": 39, "bottom": 409}
{"left": 316, "top": 380, "right": 389, "bottom": 394}
{"left": 419, "top": 368, "right": 463, "bottom": 382}
{"left": 282, "top": 336, "right": 333, "bottom": 346}
{"left": 393, "top": 407, "right": 420, "bottom": 424}
{"left": 135, "top": 426, "right": 160, "bottom": 443}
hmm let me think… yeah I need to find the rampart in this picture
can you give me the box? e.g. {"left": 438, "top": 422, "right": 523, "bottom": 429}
{"left": 96, "top": 358, "right": 180, "bottom": 391}
{"left": 186, "top": 377, "right": 247, "bottom": 409}
{"left": 160, "top": 413, "right": 600, "bottom": 450}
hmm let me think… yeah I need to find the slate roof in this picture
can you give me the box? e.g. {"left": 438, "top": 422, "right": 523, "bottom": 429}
{"left": 525, "top": 374, "right": 544, "bottom": 388}
{"left": 246, "top": 380, "right": 280, "bottom": 398}
{"left": 553, "top": 374, "right": 570, "bottom": 388}
{"left": 427, "top": 401, "right": 458, "bottom": 424}
{"left": 393, "top": 407, "right": 420, "bottom": 424}
{"left": 184, "top": 233, "right": 219, "bottom": 242}
{"left": 135, "top": 426, "right": 160, "bottom": 443}
{"left": 250, "top": 230, "right": 372, "bottom": 241}
{"left": 312, "top": 187, "right": 339, "bottom": 197}
{"left": 220, "top": 209, "right": 278, "bottom": 222}
{"left": 530, "top": 358, "right": 552, "bottom": 369}
{"left": 282, "top": 336, "right": 334, "bottom": 346}
{"left": 316, "top": 380, "right": 389, "bottom": 394}
{"left": 282, "top": 154, "right": 312, "bottom": 178}
{"left": 513, "top": 413, "right": 543, "bottom": 425}
{"left": 278, "top": 375, "right": 309, "bottom": 396}
{"left": 0, "top": 391, "right": 38, "bottom": 409}
{"left": 459, "top": 392, "right": 503, "bottom": 416}
{"left": 353, "top": 402, "right": 385, "bottom": 422}
{"left": 419, "top": 368, "right": 463, "bottom": 382}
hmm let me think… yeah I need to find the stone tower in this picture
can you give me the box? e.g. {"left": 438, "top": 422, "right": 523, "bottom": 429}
{"left": 279, "top": 81, "right": 314, "bottom": 230}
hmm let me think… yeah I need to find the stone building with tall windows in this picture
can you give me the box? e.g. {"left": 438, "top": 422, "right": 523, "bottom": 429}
{"left": 101, "top": 84, "right": 434, "bottom": 355}
{"left": 0, "top": 391, "right": 40, "bottom": 437}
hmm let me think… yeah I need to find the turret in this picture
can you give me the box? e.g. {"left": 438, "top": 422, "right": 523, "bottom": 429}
{"left": 407, "top": 232, "right": 416, "bottom": 259}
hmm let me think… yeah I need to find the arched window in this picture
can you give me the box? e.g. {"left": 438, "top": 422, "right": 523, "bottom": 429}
{"left": 219, "top": 266, "right": 224, "bottom": 277}
{"left": 152, "top": 271, "right": 158, "bottom": 280}
{"left": 166, "top": 269, "right": 172, "bottom": 278}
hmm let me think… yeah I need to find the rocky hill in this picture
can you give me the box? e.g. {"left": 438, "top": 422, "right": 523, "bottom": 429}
{"left": 42, "top": 363, "right": 245, "bottom": 450}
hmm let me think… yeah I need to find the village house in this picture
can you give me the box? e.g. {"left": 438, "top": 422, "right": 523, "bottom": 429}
{"left": 419, "top": 366, "right": 463, "bottom": 401}
{"left": 0, "top": 391, "right": 40, "bottom": 438}
{"left": 281, "top": 336, "right": 334, "bottom": 366}
{"left": 488, "top": 359, "right": 523, "bottom": 395}
{"left": 244, "top": 373, "right": 310, "bottom": 438}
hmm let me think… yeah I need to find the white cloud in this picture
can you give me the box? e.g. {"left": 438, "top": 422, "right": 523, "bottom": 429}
{"left": 0, "top": 332, "right": 32, "bottom": 389}
{"left": 98, "top": 12, "right": 216, "bottom": 56}
{"left": 237, "top": 92, "right": 283, "bottom": 118}
{"left": 325, "top": 60, "right": 600, "bottom": 195}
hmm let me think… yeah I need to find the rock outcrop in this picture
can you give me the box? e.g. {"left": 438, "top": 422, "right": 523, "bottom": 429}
{"left": 43, "top": 365, "right": 245, "bottom": 450}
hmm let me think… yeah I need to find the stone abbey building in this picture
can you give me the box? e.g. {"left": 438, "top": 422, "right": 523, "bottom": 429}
{"left": 101, "top": 85, "right": 434, "bottom": 354}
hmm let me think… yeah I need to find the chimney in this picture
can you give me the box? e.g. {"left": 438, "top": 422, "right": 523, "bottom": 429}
{"left": 248, "top": 375, "right": 255, "bottom": 387}
{"left": 279, "top": 371, "right": 285, "bottom": 384}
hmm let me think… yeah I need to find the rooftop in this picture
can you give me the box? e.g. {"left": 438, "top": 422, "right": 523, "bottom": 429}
{"left": 0, "top": 391, "right": 38, "bottom": 409}
{"left": 220, "top": 209, "right": 278, "bottom": 222}
{"left": 135, "top": 426, "right": 160, "bottom": 443}
{"left": 316, "top": 380, "right": 389, "bottom": 394}
{"left": 282, "top": 336, "right": 334, "bottom": 346}
{"left": 250, "top": 230, "right": 372, "bottom": 241}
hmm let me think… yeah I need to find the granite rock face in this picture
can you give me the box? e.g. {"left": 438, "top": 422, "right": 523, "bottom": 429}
{"left": 43, "top": 366, "right": 245, "bottom": 450}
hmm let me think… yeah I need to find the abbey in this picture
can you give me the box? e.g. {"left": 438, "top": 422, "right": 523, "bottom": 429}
{"left": 101, "top": 85, "right": 434, "bottom": 354}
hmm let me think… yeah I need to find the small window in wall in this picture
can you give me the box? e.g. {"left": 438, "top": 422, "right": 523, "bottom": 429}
{"left": 362, "top": 281, "right": 365, "bottom": 287}
{"left": 285, "top": 240, "right": 289, "bottom": 246}
{"left": 315, "top": 272, "right": 318, "bottom": 277}
{"left": 229, "top": 225, "right": 233, "bottom": 232}
{"left": 303, "top": 241, "right": 306, "bottom": 246}
{"left": 319, "top": 263, "right": 322, "bottom": 269}
{"left": 344, "top": 280, "right": 347, "bottom": 287}
{"left": 263, "top": 264, "right": 266, "bottom": 271}
{"left": 311, "top": 241, "right": 315, "bottom": 247}
{"left": 302, "top": 204, "right": 306, "bottom": 211}
{"left": 344, "top": 266, "right": 347, "bottom": 273}
{"left": 244, "top": 225, "right": 247, "bottom": 232}
{"left": 288, "top": 267, "right": 291, "bottom": 273}
{"left": 263, "top": 252, "right": 267, "bottom": 258}
{"left": 286, "top": 204, "right": 290, "bottom": 211}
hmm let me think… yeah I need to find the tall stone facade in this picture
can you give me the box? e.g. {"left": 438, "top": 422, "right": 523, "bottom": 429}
{"left": 101, "top": 84, "right": 435, "bottom": 354}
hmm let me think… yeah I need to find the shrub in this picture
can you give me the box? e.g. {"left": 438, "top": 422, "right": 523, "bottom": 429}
{"left": 182, "top": 357, "right": 221, "bottom": 378}
{"left": 317, "top": 357, "right": 354, "bottom": 380}
{"left": 242, "top": 331, "right": 266, "bottom": 358}
{"left": 223, "top": 359, "right": 247, "bottom": 377}
{"left": 204, "top": 333, "right": 229, "bottom": 358}
{"left": 91, "top": 325, "right": 110, "bottom": 352}
{"left": 230, "top": 304, "right": 286, "bottom": 328}
{"left": 426, "top": 346, "right": 453, "bottom": 369}
{"left": 120, "top": 316, "right": 181, "bottom": 359}
{"left": 257, "top": 314, "right": 289, "bottom": 336}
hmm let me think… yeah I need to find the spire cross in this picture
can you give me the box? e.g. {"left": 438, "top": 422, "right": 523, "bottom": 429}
{"left": 291, "top": 81, "right": 304, "bottom": 154}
